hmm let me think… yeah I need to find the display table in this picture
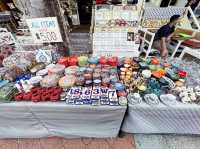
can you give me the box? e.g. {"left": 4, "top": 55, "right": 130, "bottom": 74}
{"left": 179, "top": 47, "right": 200, "bottom": 60}
{"left": 122, "top": 102, "right": 200, "bottom": 135}
{"left": 0, "top": 102, "right": 126, "bottom": 138}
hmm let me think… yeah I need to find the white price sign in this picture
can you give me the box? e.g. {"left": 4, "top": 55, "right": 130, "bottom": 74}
{"left": 26, "top": 17, "right": 63, "bottom": 43}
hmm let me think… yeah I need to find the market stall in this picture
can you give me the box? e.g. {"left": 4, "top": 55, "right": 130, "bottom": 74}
{"left": 121, "top": 57, "right": 200, "bottom": 134}
{"left": 0, "top": 53, "right": 128, "bottom": 138}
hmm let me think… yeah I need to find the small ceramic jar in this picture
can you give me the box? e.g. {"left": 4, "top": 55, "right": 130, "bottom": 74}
{"left": 84, "top": 73, "right": 93, "bottom": 80}
{"left": 85, "top": 80, "right": 92, "bottom": 87}
{"left": 75, "top": 76, "right": 85, "bottom": 86}
{"left": 93, "top": 72, "right": 101, "bottom": 80}
{"left": 58, "top": 75, "right": 76, "bottom": 89}
{"left": 102, "top": 78, "right": 110, "bottom": 87}
{"left": 93, "top": 79, "right": 102, "bottom": 86}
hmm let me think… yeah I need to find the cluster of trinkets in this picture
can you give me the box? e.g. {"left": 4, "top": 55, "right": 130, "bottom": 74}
{"left": 118, "top": 57, "right": 199, "bottom": 106}
{"left": 0, "top": 48, "right": 199, "bottom": 107}
{"left": 0, "top": 54, "right": 126, "bottom": 106}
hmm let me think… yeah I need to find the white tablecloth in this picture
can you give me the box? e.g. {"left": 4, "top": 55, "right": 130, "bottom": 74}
{"left": 0, "top": 102, "right": 126, "bottom": 138}
{"left": 122, "top": 102, "right": 200, "bottom": 134}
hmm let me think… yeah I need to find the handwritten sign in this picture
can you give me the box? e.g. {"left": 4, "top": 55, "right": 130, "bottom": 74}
{"left": 26, "top": 17, "right": 63, "bottom": 43}
{"left": 0, "top": 32, "right": 16, "bottom": 46}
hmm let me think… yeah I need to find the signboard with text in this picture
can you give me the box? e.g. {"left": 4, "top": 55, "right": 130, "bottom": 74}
{"left": 26, "top": 17, "right": 63, "bottom": 43}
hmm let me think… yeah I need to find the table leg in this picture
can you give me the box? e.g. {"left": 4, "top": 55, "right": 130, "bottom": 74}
{"left": 171, "top": 41, "right": 182, "bottom": 58}
{"left": 179, "top": 50, "right": 186, "bottom": 60}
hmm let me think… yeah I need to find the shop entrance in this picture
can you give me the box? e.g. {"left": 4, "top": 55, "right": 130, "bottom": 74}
{"left": 77, "top": 0, "right": 92, "bottom": 25}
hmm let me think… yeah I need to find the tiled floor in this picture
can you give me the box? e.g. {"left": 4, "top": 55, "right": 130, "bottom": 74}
{"left": 0, "top": 134, "right": 135, "bottom": 149}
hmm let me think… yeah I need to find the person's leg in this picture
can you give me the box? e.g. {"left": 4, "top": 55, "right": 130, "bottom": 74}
{"left": 152, "top": 40, "right": 162, "bottom": 51}
{"left": 153, "top": 40, "right": 168, "bottom": 58}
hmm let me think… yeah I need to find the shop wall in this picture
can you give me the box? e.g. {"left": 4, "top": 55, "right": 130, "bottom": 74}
{"left": 13, "top": 0, "right": 70, "bottom": 54}
{"left": 13, "top": 0, "right": 48, "bottom": 18}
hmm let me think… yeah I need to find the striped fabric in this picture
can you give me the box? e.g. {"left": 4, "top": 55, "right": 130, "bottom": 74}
{"left": 122, "top": 102, "right": 200, "bottom": 134}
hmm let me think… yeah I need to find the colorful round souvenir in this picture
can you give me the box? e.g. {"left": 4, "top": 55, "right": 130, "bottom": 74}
{"left": 59, "top": 75, "right": 76, "bottom": 89}
{"left": 177, "top": 70, "right": 187, "bottom": 78}
{"left": 86, "top": 68, "right": 93, "bottom": 74}
{"left": 94, "top": 68, "right": 101, "bottom": 73}
{"left": 58, "top": 57, "right": 68, "bottom": 67}
{"left": 93, "top": 73, "right": 101, "bottom": 80}
{"left": 163, "top": 63, "right": 171, "bottom": 68}
{"left": 175, "top": 80, "right": 185, "bottom": 87}
{"left": 48, "top": 64, "right": 65, "bottom": 76}
{"left": 78, "top": 56, "right": 88, "bottom": 66}
{"left": 142, "top": 70, "right": 152, "bottom": 78}
{"left": 40, "top": 74, "right": 60, "bottom": 87}
{"left": 36, "top": 69, "right": 48, "bottom": 76}
{"left": 88, "top": 57, "right": 99, "bottom": 64}
{"left": 84, "top": 73, "right": 93, "bottom": 80}
{"left": 152, "top": 69, "right": 165, "bottom": 78}
{"left": 137, "top": 85, "right": 147, "bottom": 91}
{"left": 119, "top": 97, "right": 127, "bottom": 106}
{"left": 75, "top": 76, "right": 85, "bottom": 86}
{"left": 108, "top": 57, "right": 118, "bottom": 66}
{"left": 151, "top": 57, "right": 160, "bottom": 65}
{"left": 117, "top": 91, "right": 127, "bottom": 97}
{"left": 68, "top": 56, "right": 78, "bottom": 66}
{"left": 102, "top": 78, "right": 110, "bottom": 87}
{"left": 89, "top": 64, "right": 96, "bottom": 69}
{"left": 65, "top": 66, "right": 79, "bottom": 75}
{"left": 127, "top": 93, "right": 142, "bottom": 105}
{"left": 99, "top": 56, "right": 108, "bottom": 65}
{"left": 29, "top": 76, "right": 43, "bottom": 85}
{"left": 85, "top": 80, "right": 92, "bottom": 87}
{"left": 93, "top": 79, "right": 101, "bottom": 86}
{"left": 30, "top": 63, "right": 45, "bottom": 74}
{"left": 114, "top": 83, "right": 125, "bottom": 91}
{"left": 124, "top": 57, "right": 132, "bottom": 64}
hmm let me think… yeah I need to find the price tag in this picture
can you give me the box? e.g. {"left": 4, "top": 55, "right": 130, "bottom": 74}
{"left": 26, "top": 17, "right": 63, "bottom": 43}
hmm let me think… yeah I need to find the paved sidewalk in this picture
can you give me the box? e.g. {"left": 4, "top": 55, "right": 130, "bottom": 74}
{"left": 134, "top": 134, "right": 200, "bottom": 149}
{"left": 0, "top": 134, "right": 135, "bottom": 149}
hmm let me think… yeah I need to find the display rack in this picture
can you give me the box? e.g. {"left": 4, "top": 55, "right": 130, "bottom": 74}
{"left": 92, "top": 0, "right": 145, "bottom": 57}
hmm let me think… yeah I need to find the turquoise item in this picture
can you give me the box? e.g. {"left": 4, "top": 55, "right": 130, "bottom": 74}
{"left": 159, "top": 77, "right": 169, "bottom": 86}
{"left": 114, "top": 83, "right": 125, "bottom": 91}
{"left": 172, "top": 63, "right": 179, "bottom": 69}
{"left": 88, "top": 57, "right": 99, "bottom": 64}
{"left": 139, "top": 62, "right": 149, "bottom": 69}
{"left": 0, "top": 80, "right": 9, "bottom": 88}
{"left": 110, "top": 68, "right": 118, "bottom": 74}
{"left": 166, "top": 68, "right": 179, "bottom": 80}
{"left": 79, "top": 67, "right": 87, "bottom": 72}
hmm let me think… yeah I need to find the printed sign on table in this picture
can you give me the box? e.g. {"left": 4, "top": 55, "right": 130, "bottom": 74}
{"left": 26, "top": 17, "right": 63, "bottom": 43}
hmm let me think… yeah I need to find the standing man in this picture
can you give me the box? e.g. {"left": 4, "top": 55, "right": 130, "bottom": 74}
{"left": 152, "top": 15, "right": 180, "bottom": 59}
